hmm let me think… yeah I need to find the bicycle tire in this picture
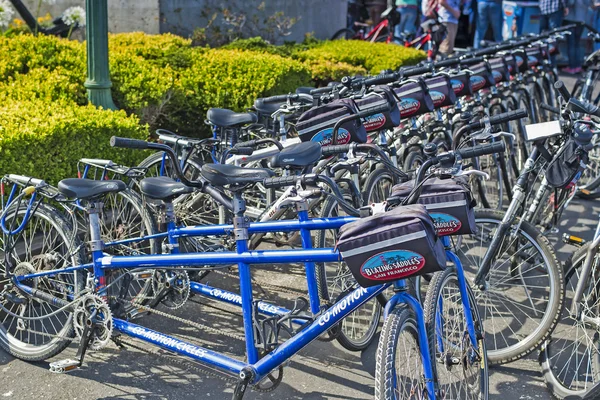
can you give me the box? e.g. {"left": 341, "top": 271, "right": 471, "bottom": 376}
{"left": 540, "top": 243, "right": 600, "bottom": 399}
{"left": 314, "top": 195, "right": 381, "bottom": 351}
{"left": 457, "top": 208, "right": 564, "bottom": 365}
{"left": 423, "top": 268, "right": 489, "bottom": 400}
{"left": 375, "top": 306, "right": 430, "bottom": 400}
{"left": 0, "top": 203, "right": 85, "bottom": 361}
{"left": 403, "top": 147, "right": 425, "bottom": 179}
{"left": 331, "top": 28, "right": 356, "bottom": 40}
{"left": 362, "top": 167, "right": 396, "bottom": 204}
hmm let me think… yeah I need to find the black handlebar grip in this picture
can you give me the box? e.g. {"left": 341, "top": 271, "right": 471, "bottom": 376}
{"left": 555, "top": 80, "right": 572, "bottom": 101}
{"left": 357, "top": 103, "right": 391, "bottom": 119}
{"left": 401, "top": 65, "right": 432, "bottom": 77}
{"left": 363, "top": 73, "right": 399, "bottom": 87}
{"left": 231, "top": 146, "right": 254, "bottom": 156}
{"left": 110, "top": 136, "right": 149, "bottom": 149}
{"left": 457, "top": 141, "right": 506, "bottom": 159}
{"left": 234, "top": 140, "right": 258, "bottom": 149}
{"left": 262, "top": 94, "right": 296, "bottom": 104}
{"left": 310, "top": 86, "right": 336, "bottom": 95}
{"left": 489, "top": 108, "right": 528, "bottom": 126}
{"left": 262, "top": 175, "right": 299, "bottom": 189}
{"left": 460, "top": 56, "right": 485, "bottom": 66}
{"left": 568, "top": 98, "right": 600, "bottom": 117}
{"left": 433, "top": 58, "right": 460, "bottom": 68}
{"left": 321, "top": 144, "right": 352, "bottom": 156}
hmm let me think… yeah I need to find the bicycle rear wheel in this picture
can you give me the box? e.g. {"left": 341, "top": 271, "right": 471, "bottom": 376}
{"left": 0, "top": 204, "right": 84, "bottom": 361}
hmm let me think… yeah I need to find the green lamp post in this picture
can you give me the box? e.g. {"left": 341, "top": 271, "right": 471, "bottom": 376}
{"left": 84, "top": 0, "right": 116, "bottom": 110}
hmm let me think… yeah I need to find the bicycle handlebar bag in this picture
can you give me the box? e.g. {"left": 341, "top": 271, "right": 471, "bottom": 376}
{"left": 392, "top": 79, "right": 435, "bottom": 119}
{"left": 296, "top": 98, "right": 367, "bottom": 147}
{"left": 469, "top": 62, "right": 495, "bottom": 92}
{"left": 526, "top": 46, "right": 542, "bottom": 68}
{"left": 355, "top": 86, "right": 401, "bottom": 132}
{"left": 512, "top": 49, "right": 529, "bottom": 73}
{"left": 545, "top": 138, "right": 589, "bottom": 189}
{"left": 489, "top": 57, "right": 510, "bottom": 84}
{"left": 425, "top": 75, "right": 457, "bottom": 108}
{"left": 390, "top": 176, "right": 477, "bottom": 236}
{"left": 449, "top": 71, "right": 473, "bottom": 98}
{"left": 503, "top": 53, "right": 518, "bottom": 76}
{"left": 336, "top": 204, "right": 446, "bottom": 287}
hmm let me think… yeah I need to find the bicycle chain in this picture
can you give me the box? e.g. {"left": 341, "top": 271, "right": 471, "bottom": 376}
{"left": 120, "top": 298, "right": 247, "bottom": 343}
{"left": 211, "top": 269, "right": 311, "bottom": 299}
{"left": 112, "top": 335, "right": 238, "bottom": 385}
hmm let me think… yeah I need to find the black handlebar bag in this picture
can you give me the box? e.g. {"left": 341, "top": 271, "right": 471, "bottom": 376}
{"left": 390, "top": 176, "right": 477, "bottom": 236}
{"left": 355, "top": 86, "right": 401, "bottom": 132}
{"left": 425, "top": 75, "right": 457, "bottom": 108}
{"left": 393, "top": 79, "right": 435, "bottom": 119}
{"left": 449, "top": 71, "right": 473, "bottom": 98}
{"left": 546, "top": 139, "right": 589, "bottom": 189}
{"left": 469, "top": 62, "right": 495, "bottom": 91}
{"left": 512, "top": 49, "right": 529, "bottom": 73}
{"left": 296, "top": 99, "right": 367, "bottom": 147}
{"left": 489, "top": 57, "right": 510, "bottom": 84}
{"left": 525, "top": 47, "right": 541, "bottom": 68}
{"left": 336, "top": 204, "right": 446, "bottom": 288}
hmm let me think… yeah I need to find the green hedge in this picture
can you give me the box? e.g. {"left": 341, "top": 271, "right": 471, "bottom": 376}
{"left": 0, "top": 100, "right": 146, "bottom": 184}
{"left": 0, "top": 32, "right": 425, "bottom": 181}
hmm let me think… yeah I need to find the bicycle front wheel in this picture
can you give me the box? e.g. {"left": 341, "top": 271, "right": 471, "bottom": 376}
{"left": 457, "top": 208, "right": 564, "bottom": 365}
{"left": 315, "top": 196, "right": 381, "bottom": 351}
{"left": 424, "top": 268, "right": 488, "bottom": 400}
{"left": 375, "top": 307, "right": 430, "bottom": 400}
{"left": 540, "top": 244, "right": 600, "bottom": 398}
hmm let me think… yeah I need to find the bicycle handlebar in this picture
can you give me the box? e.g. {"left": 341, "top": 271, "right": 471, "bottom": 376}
{"left": 555, "top": 80, "right": 572, "bottom": 101}
{"left": 261, "top": 93, "right": 313, "bottom": 104}
{"left": 467, "top": 108, "right": 528, "bottom": 131}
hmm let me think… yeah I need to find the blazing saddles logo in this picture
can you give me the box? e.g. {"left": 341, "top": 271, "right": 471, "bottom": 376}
{"left": 398, "top": 98, "right": 421, "bottom": 117}
{"left": 359, "top": 250, "right": 425, "bottom": 281}
{"left": 361, "top": 113, "right": 387, "bottom": 131}
{"left": 451, "top": 79, "right": 464, "bottom": 94}
{"left": 430, "top": 212, "right": 462, "bottom": 235}
{"left": 311, "top": 127, "right": 351, "bottom": 146}
{"left": 430, "top": 91, "right": 446, "bottom": 107}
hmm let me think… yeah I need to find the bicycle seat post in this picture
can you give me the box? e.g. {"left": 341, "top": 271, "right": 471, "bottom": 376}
{"left": 87, "top": 200, "right": 107, "bottom": 294}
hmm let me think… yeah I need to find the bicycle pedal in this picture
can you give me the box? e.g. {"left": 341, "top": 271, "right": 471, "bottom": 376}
{"left": 563, "top": 233, "right": 586, "bottom": 247}
{"left": 49, "top": 359, "right": 80, "bottom": 374}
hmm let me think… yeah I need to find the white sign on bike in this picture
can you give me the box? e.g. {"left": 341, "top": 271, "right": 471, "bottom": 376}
{"left": 524, "top": 120, "right": 562, "bottom": 142}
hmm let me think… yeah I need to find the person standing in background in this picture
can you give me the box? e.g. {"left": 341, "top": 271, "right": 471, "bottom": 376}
{"left": 473, "top": 0, "right": 503, "bottom": 48}
{"left": 392, "top": 0, "right": 420, "bottom": 39}
{"left": 366, "top": 0, "right": 388, "bottom": 24}
{"left": 563, "top": 0, "right": 591, "bottom": 73}
{"left": 437, "top": 0, "right": 461, "bottom": 55}
{"left": 539, "top": 0, "right": 568, "bottom": 32}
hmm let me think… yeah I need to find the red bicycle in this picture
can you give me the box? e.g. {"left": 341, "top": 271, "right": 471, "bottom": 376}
{"left": 331, "top": 8, "right": 446, "bottom": 62}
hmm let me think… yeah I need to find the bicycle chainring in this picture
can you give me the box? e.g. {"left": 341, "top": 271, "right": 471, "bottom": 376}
{"left": 73, "top": 294, "right": 113, "bottom": 351}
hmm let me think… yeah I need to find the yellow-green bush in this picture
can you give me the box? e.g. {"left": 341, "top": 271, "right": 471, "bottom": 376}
{"left": 0, "top": 100, "right": 147, "bottom": 184}
{"left": 296, "top": 40, "right": 426, "bottom": 75}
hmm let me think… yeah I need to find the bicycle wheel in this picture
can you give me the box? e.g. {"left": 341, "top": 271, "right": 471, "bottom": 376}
{"left": 577, "top": 139, "right": 600, "bottom": 193}
{"left": 424, "top": 268, "right": 489, "bottom": 400}
{"left": 314, "top": 196, "right": 381, "bottom": 351}
{"left": 331, "top": 28, "right": 356, "bottom": 40}
{"left": 457, "top": 208, "right": 563, "bottom": 364}
{"left": 540, "top": 244, "right": 600, "bottom": 398}
{"left": 362, "top": 167, "right": 396, "bottom": 204}
{"left": 0, "top": 203, "right": 84, "bottom": 361}
{"left": 375, "top": 307, "right": 430, "bottom": 400}
{"left": 98, "top": 190, "right": 158, "bottom": 307}
{"left": 138, "top": 152, "right": 222, "bottom": 226}
{"left": 403, "top": 147, "right": 425, "bottom": 178}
